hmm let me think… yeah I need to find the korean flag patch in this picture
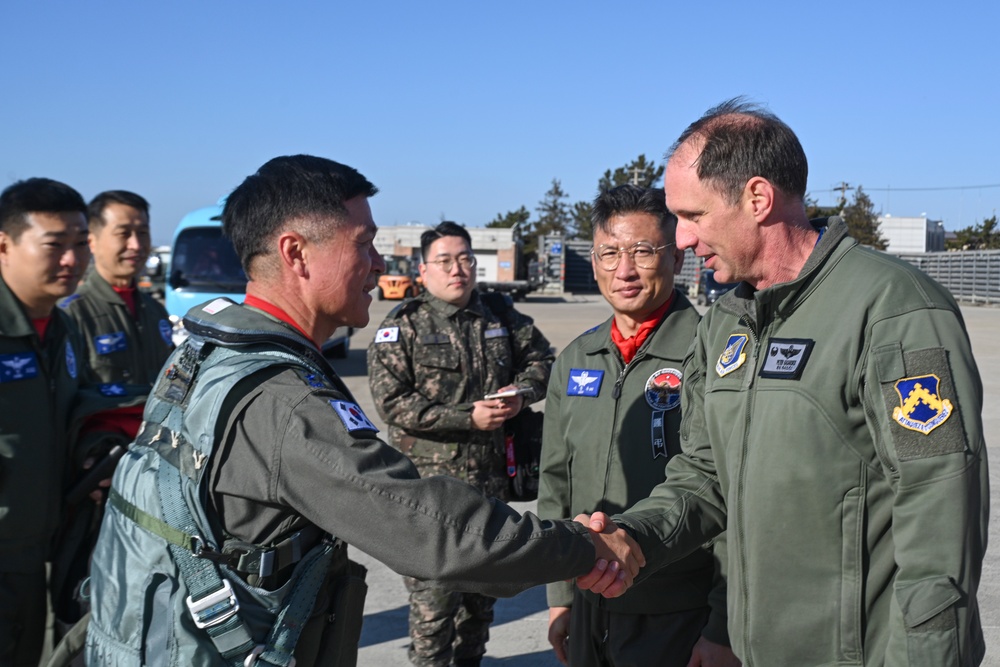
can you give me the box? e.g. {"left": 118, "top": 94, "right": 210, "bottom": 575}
{"left": 331, "top": 400, "right": 379, "bottom": 433}
{"left": 375, "top": 327, "right": 400, "bottom": 343}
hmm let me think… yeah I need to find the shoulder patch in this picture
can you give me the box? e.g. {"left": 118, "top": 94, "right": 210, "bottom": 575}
{"left": 65, "top": 341, "right": 78, "bottom": 379}
{"left": 880, "top": 347, "right": 965, "bottom": 461}
{"left": 330, "top": 400, "right": 379, "bottom": 433}
{"left": 59, "top": 293, "right": 82, "bottom": 309}
{"left": 374, "top": 326, "right": 400, "bottom": 343}
{"left": 581, "top": 324, "right": 600, "bottom": 335}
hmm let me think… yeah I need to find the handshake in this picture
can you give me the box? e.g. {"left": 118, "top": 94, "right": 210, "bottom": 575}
{"left": 573, "top": 511, "right": 645, "bottom": 598}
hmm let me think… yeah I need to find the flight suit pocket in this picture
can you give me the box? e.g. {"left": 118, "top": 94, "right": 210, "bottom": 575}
{"left": 415, "top": 345, "right": 460, "bottom": 370}
{"left": 897, "top": 575, "right": 961, "bottom": 666}
{"left": 296, "top": 560, "right": 368, "bottom": 667}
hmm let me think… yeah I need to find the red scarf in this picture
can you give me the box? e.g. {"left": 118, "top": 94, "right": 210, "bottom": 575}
{"left": 32, "top": 316, "right": 51, "bottom": 341}
{"left": 243, "top": 294, "right": 316, "bottom": 346}
{"left": 112, "top": 285, "right": 137, "bottom": 318}
{"left": 610, "top": 294, "right": 674, "bottom": 364}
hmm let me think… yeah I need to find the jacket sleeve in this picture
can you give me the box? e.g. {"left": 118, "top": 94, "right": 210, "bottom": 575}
{"left": 536, "top": 356, "right": 575, "bottom": 607}
{"left": 613, "top": 323, "right": 728, "bottom": 575}
{"left": 861, "top": 305, "right": 987, "bottom": 666}
{"left": 262, "top": 383, "right": 598, "bottom": 598}
{"left": 366, "top": 314, "right": 474, "bottom": 434}
{"left": 507, "top": 308, "right": 554, "bottom": 406}
{"left": 700, "top": 533, "right": 731, "bottom": 647}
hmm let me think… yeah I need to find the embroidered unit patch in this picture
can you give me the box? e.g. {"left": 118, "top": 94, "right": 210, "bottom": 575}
{"left": 567, "top": 369, "right": 604, "bottom": 397}
{"left": 716, "top": 334, "right": 749, "bottom": 377}
{"left": 65, "top": 342, "right": 77, "bottom": 379}
{"left": 99, "top": 383, "right": 126, "bottom": 396}
{"left": 0, "top": 352, "right": 39, "bottom": 383}
{"left": 375, "top": 327, "right": 400, "bottom": 343}
{"left": 892, "top": 374, "right": 953, "bottom": 434}
{"left": 331, "top": 400, "right": 379, "bottom": 433}
{"left": 759, "top": 338, "right": 814, "bottom": 380}
{"left": 645, "top": 368, "right": 682, "bottom": 410}
{"left": 95, "top": 331, "right": 128, "bottom": 355}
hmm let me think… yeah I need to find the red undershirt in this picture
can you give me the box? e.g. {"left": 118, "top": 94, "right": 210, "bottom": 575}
{"left": 610, "top": 293, "right": 675, "bottom": 365}
{"left": 32, "top": 317, "right": 51, "bottom": 341}
{"left": 243, "top": 294, "right": 317, "bottom": 347}
{"left": 112, "top": 285, "right": 137, "bottom": 318}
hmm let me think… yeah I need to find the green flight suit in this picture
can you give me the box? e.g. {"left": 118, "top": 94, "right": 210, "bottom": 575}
{"left": 539, "top": 291, "right": 728, "bottom": 666}
{"left": 619, "top": 218, "right": 988, "bottom": 666}
{"left": 59, "top": 271, "right": 174, "bottom": 385}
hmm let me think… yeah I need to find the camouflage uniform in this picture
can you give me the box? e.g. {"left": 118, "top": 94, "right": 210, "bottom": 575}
{"left": 367, "top": 290, "right": 553, "bottom": 666}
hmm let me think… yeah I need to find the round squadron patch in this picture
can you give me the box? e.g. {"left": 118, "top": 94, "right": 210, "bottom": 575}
{"left": 65, "top": 341, "right": 77, "bottom": 379}
{"left": 645, "top": 368, "right": 682, "bottom": 410}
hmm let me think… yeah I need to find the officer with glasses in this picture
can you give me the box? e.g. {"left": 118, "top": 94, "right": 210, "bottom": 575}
{"left": 367, "top": 221, "right": 555, "bottom": 667}
{"left": 538, "top": 185, "right": 737, "bottom": 667}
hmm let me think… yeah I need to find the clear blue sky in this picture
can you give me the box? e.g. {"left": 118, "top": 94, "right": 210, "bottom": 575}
{"left": 3, "top": 1, "right": 998, "bottom": 245}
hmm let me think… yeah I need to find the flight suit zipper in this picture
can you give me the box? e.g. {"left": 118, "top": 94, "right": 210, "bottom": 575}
{"left": 735, "top": 315, "right": 760, "bottom": 665}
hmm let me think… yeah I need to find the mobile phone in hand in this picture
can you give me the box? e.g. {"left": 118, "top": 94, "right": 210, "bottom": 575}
{"left": 484, "top": 388, "right": 524, "bottom": 400}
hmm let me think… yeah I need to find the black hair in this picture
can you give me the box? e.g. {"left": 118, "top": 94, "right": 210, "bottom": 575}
{"left": 591, "top": 184, "right": 676, "bottom": 238}
{"left": 87, "top": 190, "right": 150, "bottom": 230}
{"left": 420, "top": 221, "right": 472, "bottom": 261}
{"left": 222, "top": 154, "right": 378, "bottom": 274}
{"left": 666, "top": 96, "right": 808, "bottom": 205}
{"left": 0, "top": 178, "right": 87, "bottom": 240}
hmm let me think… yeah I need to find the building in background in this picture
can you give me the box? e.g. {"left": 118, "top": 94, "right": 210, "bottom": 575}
{"left": 879, "top": 215, "right": 946, "bottom": 253}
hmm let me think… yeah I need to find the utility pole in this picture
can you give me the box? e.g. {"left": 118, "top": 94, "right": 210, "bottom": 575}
{"left": 630, "top": 165, "right": 644, "bottom": 186}
{"left": 833, "top": 182, "right": 854, "bottom": 211}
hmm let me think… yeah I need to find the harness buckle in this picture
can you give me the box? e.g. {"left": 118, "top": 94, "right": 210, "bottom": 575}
{"left": 186, "top": 579, "right": 239, "bottom": 629}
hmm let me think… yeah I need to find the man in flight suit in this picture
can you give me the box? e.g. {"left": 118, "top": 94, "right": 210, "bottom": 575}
{"left": 367, "top": 221, "right": 553, "bottom": 667}
{"left": 0, "top": 178, "right": 90, "bottom": 667}
{"left": 539, "top": 185, "right": 737, "bottom": 667}
{"left": 86, "top": 155, "right": 644, "bottom": 667}
{"left": 582, "top": 98, "right": 989, "bottom": 666}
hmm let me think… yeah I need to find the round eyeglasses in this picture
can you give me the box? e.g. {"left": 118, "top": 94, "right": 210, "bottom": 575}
{"left": 426, "top": 254, "right": 477, "bottom": 273}
{"left": 591, "top": 242, "right": 674, "bottom": 271}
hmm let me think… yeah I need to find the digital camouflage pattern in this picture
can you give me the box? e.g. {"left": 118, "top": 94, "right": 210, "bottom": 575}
{"left": 367, "top": 290, "right": 553, "bottom": 664}
{"left": 403, "top": 575, "right": 494, "bottom": 666}
{"left": 367, "top": 290, "right": 553, "bottom": 500}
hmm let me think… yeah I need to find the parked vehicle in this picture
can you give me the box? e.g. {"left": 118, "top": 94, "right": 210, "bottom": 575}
{"left": 138, "top": 245, "right": 171, "bottom": 300}
{"left": 376, "top": 255, "right": 421, "bottom": 300}
{"left": 696, "top": 268, "right": 738, "bottom": 306}
{"left": 166, "top": 202, "right": 352, "bottom": 357}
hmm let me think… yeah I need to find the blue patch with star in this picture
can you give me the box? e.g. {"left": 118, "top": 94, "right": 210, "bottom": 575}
{"left": 0, "top": 352, "right": 40, "bottom": 383}
{"left": 158, "top": 319, "right": 173, "bottom": 346}
{"left": 892, "top": 374, "right": 953, "bottom": 435}
{"left": 566, "top": 368, "right": 604, "bottom": 397}
{"left": 330, "top": 400, "right": 379, "bottom": 433}
{"left": 95, "top": 331, "right": 128, "bottom": 355}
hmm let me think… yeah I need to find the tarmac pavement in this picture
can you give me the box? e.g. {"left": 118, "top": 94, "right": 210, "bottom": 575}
{"left": 334, "top": 294, "right": 1000, "bottom": 666}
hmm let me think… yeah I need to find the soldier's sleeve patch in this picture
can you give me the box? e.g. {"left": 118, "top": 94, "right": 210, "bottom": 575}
{"left": 59, "top": 293, "right": 82, "bottom": 308}
{"left": 330, "top": 400, "right": 379, "bottom": 433}
{"left": 877, "top": 345, "right": 965, "bottom": 461}
{"left": 374, "top": 326, "right": 399, "bottom": 343}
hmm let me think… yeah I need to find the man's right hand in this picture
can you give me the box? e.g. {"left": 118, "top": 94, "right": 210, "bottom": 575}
{"left": 470, "top": 397, "right": 516, "bottom": 431}
{"left": 573, "top": 511, "right": 645, "bottom": 598}
{"left": 547, "top": 606, "right": 571, "bottom": 664}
